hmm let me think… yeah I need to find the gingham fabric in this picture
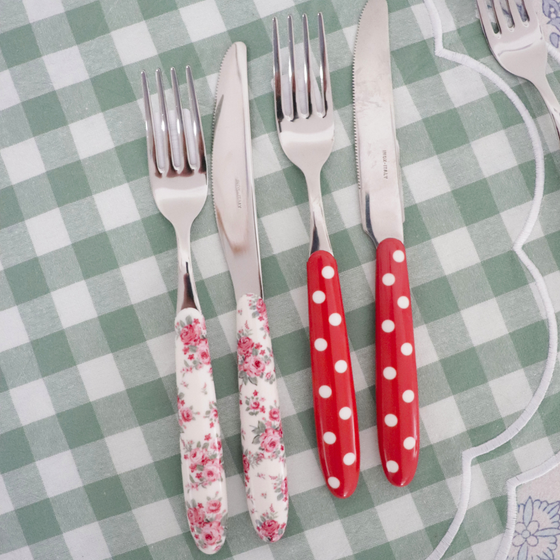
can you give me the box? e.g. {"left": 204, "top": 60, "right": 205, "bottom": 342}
{"left": 1, "top": 0, "right": 560, "bottom": 559}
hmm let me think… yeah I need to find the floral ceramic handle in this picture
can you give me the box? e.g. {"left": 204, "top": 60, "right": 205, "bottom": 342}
{"left": 175, "top": 308, "right": 227, "bottom": 554}
{"left": 236, "top": 293, "right": 288, "bottom": 543}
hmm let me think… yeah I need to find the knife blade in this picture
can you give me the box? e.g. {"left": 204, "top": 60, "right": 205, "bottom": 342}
{"left": 353, "top": 0, "right": 419, "bottom": 486}
{"left": 212, "top": 42, "right": 289, "bottom": 542}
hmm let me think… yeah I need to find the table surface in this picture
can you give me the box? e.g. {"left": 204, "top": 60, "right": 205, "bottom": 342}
{"left": 1, "top": 0, "right": 560, "bottom": 559}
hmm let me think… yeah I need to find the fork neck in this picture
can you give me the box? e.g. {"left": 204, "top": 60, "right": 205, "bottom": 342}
{"left": 177, "top": 237, "right": 200, "bottom": 314}
{"left": 532, "top": 75, "right": 560, "bottom": 143}
{"left": 305, "top": 170, "right": 333, "bottom": 255}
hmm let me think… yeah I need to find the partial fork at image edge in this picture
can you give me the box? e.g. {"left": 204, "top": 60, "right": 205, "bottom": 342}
{"left": 140, "top": 67, "right": 228, "bottom": 556}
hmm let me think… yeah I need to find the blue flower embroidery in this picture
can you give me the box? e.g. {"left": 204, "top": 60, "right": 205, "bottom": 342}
{"left": 543, "top": 0, "right": 560, "bottom": 47}
{"left": 508, "top": 497, "right": 560, "bottom": 560}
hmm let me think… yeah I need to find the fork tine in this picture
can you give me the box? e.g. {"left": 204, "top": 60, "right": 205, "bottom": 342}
{"left": 186, "top": 65, "right": 206, "bottom": 173}
{"left": 170, "top": 67, "right": 189, "bottom": 174}
{"left": 317, "top": 13, "right": 331, "bottom": 117}
{"left": 272, "top": 17, "right": 284, "bottom": 124}
{"left": 476, "top": 0, "right": 498, "bottom": 36}
{"left": 156, "top": 68, "right": 174, "bottom": 173}
{"left": 508, "top": 0, "right": 523, "bottom": 27}
{"left": 287, "top": 15, "right": 298, "bottom": 120}
{"left": 521, "top": 0, "right": 538, "bottom": 28}
{"left": 141, "top": 71, "right": 159, "bottom": 175}
{"left": 493, "top": 0, "right": 510, "bottom": 33}
{"left": 302, "top": 14, "right": 313, "bottom": 117}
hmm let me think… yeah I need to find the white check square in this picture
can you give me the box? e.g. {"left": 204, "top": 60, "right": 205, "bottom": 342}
{"left": 0, "top": 71, "right": 20, "bottom": 111}
{"left": 78, "top": 354, "right": 126, "bottom": 401}
{"left": 461, "top": 299, "right": 508, "bottom": 346}
{"left": 441, "top": 65, "right": 488, "bottom": 107}
{"left": 94, "top": 184, "right": 140, "bottom": 231}
{"left": 11, "top": 379, "right": 55, "bottom": 426}
{"left": 120, "top": 257, "right": 167, "bottom": 304}
{"left": 286, "top": 449, "right": 324, "bottom": 496}
{"left": 43, "top": 47, "right": 89, "bottom": 90}
{"left": 147, "top": 333, "right": 175, "bottom": 377}
{"left": 432, "top": 228, "right": 480, "bottom": 275}
{"left": 63, "top": 523, "right": 111, "bottom": 560}
{"left": 472, "top": 131, "right": 517, "bottom": 177}
{"left": 261, "top": 207, "right": 307, "bottom": 253}
{"left": 70, "top": 114, "right": 114, "bottom": 159}
{"left": 22, "top": 0, "right": 64, "bottom": 22}
{"left": 489, "top": 369, "right": 533, "bottom": 417}
{"left": 421, "top": 396, "right": 467, "bottom": 443}
{"left": 252, "top": 134, "right": 282, "bottom": 179}
{"left": 112, "top": 22, "right": 157, "bottom": 66}
{"left": 134, "top": 499, "right": 182, "bottom": 544}
{"left": 376, "top": 494, "right": 424, "bottom": 540}
{"left": 403, "top": 155, "right": 450, "bottom": 203}
{"left": 306, "top": 520, "right": 353, "bottom": 560}
{"left": 36, "top": 451, "right": 82, "bottom": 497}
{"left": 51, "top": 281, "right": 97, "bottom": 328}
{"left": 0, "top": 307, "right": 29, "bottom": 352}
{"left": 1, "top": 138, "right": 46, "bottom": 185}
{"left": 180, "top": 0, "right": 227, "bottom": 42}
{"left": 106, "top": 427, "right": 152, "bottom": 474}
{"left": 26, "top": 208, "right": 71, "bottom": 257}
{"left": 253, "top": 0, "right": 294, "bottom": 18}
{"left": 192, "top": 233, "right": 228, "bottom": 278}
{"left": 0, "top": 476, "right": 14, "bottom": 515}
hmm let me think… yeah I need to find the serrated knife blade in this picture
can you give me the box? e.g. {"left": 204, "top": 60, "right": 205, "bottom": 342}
{"left": 353, "top": 0, "right": 419, "bottom": 487}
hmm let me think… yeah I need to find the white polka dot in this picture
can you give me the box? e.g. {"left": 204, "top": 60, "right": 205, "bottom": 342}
{"left": 329, "top": 313, "right": 342, "bottom": 326}
{"left": 339, "top": 407, "right": 352, "bottom": 420}
{"left": 322, "top": 266, "right": 335, "bottom": 279}
{"left": 382, "top": 320, "right": 395, "bottom": 333}
{"left": 314, "top": 338, "right": 327, "bottom": 351}
{"left": 383, "top": 367, "right": 396, "bottom": 380}
{"left": 335, "top": 360, "right": 348, "bottom": 373}
{"left": 397, "top": 296, "right": 409, "bottom": 309}
{"left": 401, "top": 342, "right": 413, "bottom": 356}
{"left": 382, "top": 273, "right": 395, "bottom": 286}
{"left": 393, "top": 250, "right": 405, "bottom": 263}
{"left": 328, "top": 476, "right": 340, "bottom": 489}
{"left": 384, "top": 414, "right": 398, "bottom": 427}
{"left": 318, "top": 385, "right": 332, "bottom": 398}
{"left": 386, "top": 460, "right": 399, "bottom": 473}
{"left": 343, "top": 453, "right": 356, "bottom": 465}
{"left": 402, "top": 390, "right": 415, "bottom": 403}
{"left": 403, "top": 437, "right": 416, "bottom": 450}
{"left": 323, "top": 432, "right": 336, "bottom": 444}
{"left": 312, "top": 290, "right": 326, "bottom": 304}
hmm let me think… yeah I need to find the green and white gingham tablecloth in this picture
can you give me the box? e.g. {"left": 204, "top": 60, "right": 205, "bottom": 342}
{"left": 1, "top": 0, "right": 560, "bottom": 559}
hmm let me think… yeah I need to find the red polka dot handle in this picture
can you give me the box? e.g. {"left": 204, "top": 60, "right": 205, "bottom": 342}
{"left": 307, "top": 250, "right": 360, "bottom": 499}
{"left": 375, "top": 238, "right": 419, "bottom": 486}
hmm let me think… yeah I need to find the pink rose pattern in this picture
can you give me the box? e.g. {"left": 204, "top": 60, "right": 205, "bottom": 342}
{"left": 237, "top": 294, "right": 288, "bottom": 541}
{"left": 175, "top": 309, "right": 227, "bottom": 553}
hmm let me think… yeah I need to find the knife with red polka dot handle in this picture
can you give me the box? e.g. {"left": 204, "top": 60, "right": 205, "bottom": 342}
{"left": 307, "top": 250, "right": 360, "bottom": 498}
{"left": 375, "top": 239, "right": 419, "bottom": 486}
{"left": 354, "top": 0, "right": 419, "bottom": 485}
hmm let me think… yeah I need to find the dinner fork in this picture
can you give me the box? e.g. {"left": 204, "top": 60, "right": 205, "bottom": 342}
{"left": 477, "top": 0, "right": 560, "bottom": 137}
{"left": 141, "top": 67, "right": 227, "bottom": 555}
{"left": 272, "top": 14, "right": 360, "bottom": 499}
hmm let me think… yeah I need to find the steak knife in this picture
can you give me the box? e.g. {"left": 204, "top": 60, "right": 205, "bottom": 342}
{"left": 212, "top": 42, "right": 289, "bottom": 542}
{"left": 353, "top": 0, "right": 419, "bottom": 486}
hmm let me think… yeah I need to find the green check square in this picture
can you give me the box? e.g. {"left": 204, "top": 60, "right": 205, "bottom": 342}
{"left": 58, "top": 403, "right": 104, "bottom": 448}
{"left": 32, "top": 330, "right": 76, "bottom": 376}
{"left": 85, "top": 475, "right": 131, "bottom": 520}
{"left": 481, "top": 252, "right": 528, "bottom": 297}
{"left": 74, "top": 232, "right": 119, "bottom": 279}
{"left": 22, "top": 92, "right": 67, "bottom": 136}
{"left": 511, "top": 321, "right": 548, "bottom": 368}
{"left": 67, "top": 1, "right": 110, "bottom": 44}
{"left": 127, "top": 378, "right": 174, "bottom": 425}
{"left": 154, "top": 455, "right": 182, "bottom": 498}
{"left": 423, "top": 109, "right": 470, "bottom": 154}
{"left": 5, "top": 258, "right": 50, "bottom": 304}
{"left": 99, "top": 306, "right": 146, "bottom": 353}
{"left": 16, "top": 499, "right": 61, "bottom": 545}
{"left": 142, "top": 214, "right": 176, "bottom": 255}
{"left": 137, "top": 0, "right": 177, "bottom": 19}
{"left": 413, "top": 277, "right": 459, "bottom": 323}
{"left": 229, "top": 20, "right": 270, "bottom": 60}
{"left": 272, "top": 329, "right": 311, "bottom": 376}
{"left": 113, "top": 547, "right": 153, "bottom": 560}
{"left": 32, "top": 14, "right": 75, "bottom": 55}
{"left": 0, "top": 187, "right": 24, "bottom": 228}
{"left": 0, "top": 25, "right": 41, "bottom": 68}
{"left": 441, "top": 348, "right": 487, "bottom": 393}
{"left": 51, "top": 488, "right": 96, "bottom": 533}
{"left": 0, "top": 428, "right": 34, "bottom": 473}
{"left": 91, "top": 68, "right": 136, "bottom": 112}
{"left": 393, "top": 40, "right": 439, "bottom": 84}
{"left": 47, "top": 161, "right": 91, "bottom": 207}
{"left": 116, "top": 138, "right": 149, "bottom": 183}
{"left": 453, "top": 180, "right": 500, "bottom": 226}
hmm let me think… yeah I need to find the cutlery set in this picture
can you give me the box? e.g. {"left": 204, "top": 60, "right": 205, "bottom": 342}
{"left": 139, "top": 0, "right": 559, "bottom": 553}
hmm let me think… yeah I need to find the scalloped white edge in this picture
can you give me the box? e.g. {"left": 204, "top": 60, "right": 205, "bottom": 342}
{"left": 418, "top": 1, "right": 559, "bottom": 559}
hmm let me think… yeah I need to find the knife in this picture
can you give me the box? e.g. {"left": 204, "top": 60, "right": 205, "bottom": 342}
{"left": 212, "top": 42, "right": 289, "bottom": 542}
{"left": 353, "top": 0, "right": 419, "bottom": 486}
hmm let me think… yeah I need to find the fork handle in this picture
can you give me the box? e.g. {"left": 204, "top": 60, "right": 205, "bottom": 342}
{"left": 175, "top": 308, "right": 227, "bottom": 554}
{"left": 375, "top": 238, "right": 419, "bottom": 487}
{"left": 307, "top": 250, "right": 360, "bottom": 499}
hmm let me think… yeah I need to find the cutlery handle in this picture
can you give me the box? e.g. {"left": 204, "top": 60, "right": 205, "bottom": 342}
{"left": 236, "top": 294, "right": 288, "bottom": 543}
{"left": 175, "top": 308, "right": 227, "bottom": 555}
{"left": 375, "top": 238, "right": 419, "bottom": 487}
{"left": 307, "top": 250, "right": 360, "bottom": 499}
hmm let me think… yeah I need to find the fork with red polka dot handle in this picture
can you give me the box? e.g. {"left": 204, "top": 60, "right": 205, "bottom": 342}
{"left": 354, "top": 0, "right": 419, "bottom": 486}
{"left": 273, "top": 14, "right": 361, "bottom": 498}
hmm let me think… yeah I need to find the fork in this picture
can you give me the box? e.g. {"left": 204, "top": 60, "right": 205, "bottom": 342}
{"left": 272, "top": 14, "right": 360, "bottom": 499}
{"left": 477, "top": 0, "right": 560, "bottom": 137}
{"left": 141, "top": 67, "right": 227, "bottom": 554}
